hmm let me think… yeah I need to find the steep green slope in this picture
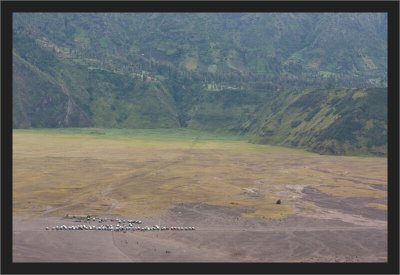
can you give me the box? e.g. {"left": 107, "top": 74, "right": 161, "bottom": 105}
{"left": 249, "top": 88, "right": 387, "bottom": 156}
{"left": 13, "top": 32, "right": 180, "bottom": 129}
{"left": 13, "top": 13, "right": 387, "bottom": 83}
{"left": 13, "top": 51, "right": 90, "bottom": 128}
{"left": 12, "top": 13, "right": 387, "bottom": 156}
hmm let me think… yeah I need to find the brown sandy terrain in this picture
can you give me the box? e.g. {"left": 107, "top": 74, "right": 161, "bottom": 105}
{"left": 12, "top": 130, "right": 387, "bottom": 262}
{"left": 13, "top": 200, "right": 386, "bottom": 262}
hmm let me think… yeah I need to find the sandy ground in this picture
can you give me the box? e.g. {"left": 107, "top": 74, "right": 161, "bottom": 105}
{"left": 13, "top": 199, "right": 387, "bottom": 262}
{"left": 12, "top": 130, "right": 387, "bottom": 262}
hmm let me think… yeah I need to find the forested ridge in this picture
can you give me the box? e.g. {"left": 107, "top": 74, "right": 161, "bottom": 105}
{"left": 13, "top": 13, "right": 387, "bottom": 156}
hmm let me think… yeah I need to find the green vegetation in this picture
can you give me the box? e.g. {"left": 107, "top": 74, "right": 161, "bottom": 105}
{"left": 16, "top": 128, "right": 247, "bottom": 143}
{"left": 249, "top": 88, "right": 387, "bottom": 156}
{"left": 12, "top": 13, "right": 387, "bottom": 156}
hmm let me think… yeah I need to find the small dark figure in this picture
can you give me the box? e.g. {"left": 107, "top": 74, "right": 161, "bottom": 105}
{"left": 276, "top": 199, "right": 282, "bottom": 205}
{"left": 166, "top": 250, "right": 171, "bottom": 254}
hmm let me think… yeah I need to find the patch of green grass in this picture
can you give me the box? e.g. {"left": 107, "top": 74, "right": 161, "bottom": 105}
{"left": 13, "top": 128, "right": 247, "bottom": 143}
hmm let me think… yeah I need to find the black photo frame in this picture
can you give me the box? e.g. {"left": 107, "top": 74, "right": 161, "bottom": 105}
{"left": 1, "top": 1, "right": 399, "bottom": 274}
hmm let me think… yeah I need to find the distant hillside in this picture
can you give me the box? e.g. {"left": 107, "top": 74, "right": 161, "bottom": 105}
{"left": 12, "top": 13, "right": 387, "bottom": 156}
{"left": 248, "top": 88, "right": 387, "bottom": 156}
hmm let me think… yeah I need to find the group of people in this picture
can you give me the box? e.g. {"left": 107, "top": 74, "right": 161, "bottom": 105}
{"left": 45, "top": 224, "right": 196, "bottom": 232}
{"left": 46, "top": 215, "right": 195, "bottom": 232}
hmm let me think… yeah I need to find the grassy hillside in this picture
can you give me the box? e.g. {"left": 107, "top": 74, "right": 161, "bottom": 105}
{"left": 13, "top": 13, "right": 387, "bottom": 80}
{"left": 12, "top": 13, "right": 387, "bottom": 156}
{"left": 13, "top": 36, "right": 180, "bottom": 129}
{"left": 249, "top": 88, "right": 387, "bottom": 156}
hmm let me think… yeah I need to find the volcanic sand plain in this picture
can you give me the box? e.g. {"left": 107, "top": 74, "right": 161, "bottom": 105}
{"left": 13, "top": 129, "right": 387, "bottom": 262}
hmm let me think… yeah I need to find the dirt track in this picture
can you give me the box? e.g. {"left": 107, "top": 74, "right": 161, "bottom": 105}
{"left": 13, "top": 201, "right": 387, "bottom": 262}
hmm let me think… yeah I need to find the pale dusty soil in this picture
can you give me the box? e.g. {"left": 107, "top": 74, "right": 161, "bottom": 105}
{"left": 13, "top": 200, "right": 387, "bottom": 262}
{"left": 12, "top": 131, "right": 387, "bottom": 262}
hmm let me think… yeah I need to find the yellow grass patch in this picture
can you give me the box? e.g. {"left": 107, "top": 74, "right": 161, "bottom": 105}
{"left": 316, "top": 185, "right": 386, "bottom": 198}
{"left": 13, "top": 129, "right": 387, "bottom": 219}
{"left": 365, "top": 202, "right": 387, "bottom": 210}
{"left": 352, "top": 90, "right": 367, "bottom": 100}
